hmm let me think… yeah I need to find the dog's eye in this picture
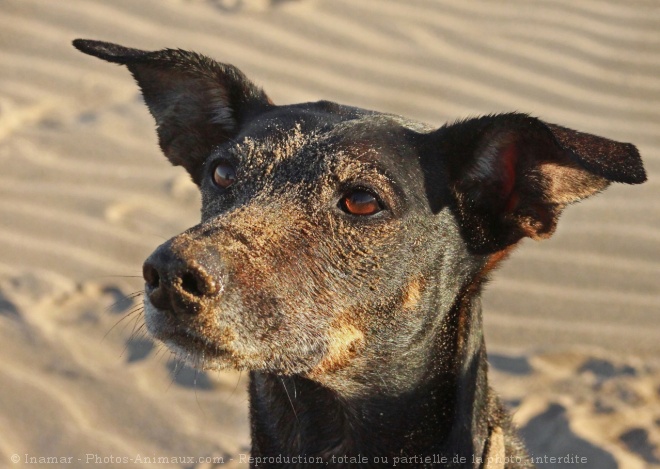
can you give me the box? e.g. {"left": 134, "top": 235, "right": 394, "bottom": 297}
{"left": 340, "top": 190, "right": 383, "bottom": 216}
{"left": 212, "top": 162, "right": 236, "bottom": 189}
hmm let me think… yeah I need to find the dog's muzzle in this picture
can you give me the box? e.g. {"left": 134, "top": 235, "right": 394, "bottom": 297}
{"left": 142, "top": 240, "right": 224, "bottom": 316}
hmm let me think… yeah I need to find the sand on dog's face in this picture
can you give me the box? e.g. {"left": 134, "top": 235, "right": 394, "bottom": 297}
{"left": 144, "top": 113, "right": 450, "bottom": 386}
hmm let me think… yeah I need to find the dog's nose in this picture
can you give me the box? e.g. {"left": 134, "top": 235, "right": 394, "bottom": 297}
{"left": 142, "top": 242, "right": 222, "bottom": 315}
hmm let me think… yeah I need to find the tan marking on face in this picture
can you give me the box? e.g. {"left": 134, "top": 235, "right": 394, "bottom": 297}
{"left": 402, "top": 277, "right": 425, "bottom": 312}
{"left": 308, "top": 321, "right": 365, "bottom": 377}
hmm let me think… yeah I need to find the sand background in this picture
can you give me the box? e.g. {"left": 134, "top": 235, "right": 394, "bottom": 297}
{"left": 0, "top": 0, "right": 658, "bottom": 468}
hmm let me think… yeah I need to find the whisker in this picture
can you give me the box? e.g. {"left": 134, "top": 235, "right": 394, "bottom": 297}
{"left": 231, "top": 370, "right": 243, "bottom": 399}
{"left": 167, "top": 358, "right": 184, "bottom": 392}
{"left": 193, "top": 361, "right": 206, "bottom": 414}
{"left": 103, "top": 306, "right": 143, "bottom": 341}
{"left": 154, "top": 343, "right": 170, "bottom": 362}
{"left": 119, "top": 322, "right": 146, "bottom": 358}
{"left": 116, "top": 308, "right": 144, "bottom": 339}
{"left": 127, "top": 309, "right": 146, "bottom": 338}
{"left": 104, "top": 290, "right": 144, "bottom": 313}
{"left": 280, "top": 377, "right": 299, "bottom": 423}
{"left": 95, "top": 275, "right": 144, "bottom": 279}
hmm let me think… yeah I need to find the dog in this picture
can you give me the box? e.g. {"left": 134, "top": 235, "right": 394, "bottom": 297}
{"left": 74, "top": 39, "right": 646, "bottom": 468}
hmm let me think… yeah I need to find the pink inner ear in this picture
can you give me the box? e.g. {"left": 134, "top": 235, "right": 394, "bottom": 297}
{"left": 500, "top": 141, "right": 519, "bottom": 212}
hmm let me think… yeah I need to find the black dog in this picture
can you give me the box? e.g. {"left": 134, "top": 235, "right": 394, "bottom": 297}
{"left": 74, "top": 39, "right": 646, "bottom": 468}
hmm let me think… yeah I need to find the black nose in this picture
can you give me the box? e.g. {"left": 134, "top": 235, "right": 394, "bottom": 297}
{"left": 143, "top": 241, "right": 222, "bottom": 315}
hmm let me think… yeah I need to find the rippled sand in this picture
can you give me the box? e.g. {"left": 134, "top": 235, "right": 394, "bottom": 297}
{"left": 1, "top": 1, "right": 658, "bottom": 467}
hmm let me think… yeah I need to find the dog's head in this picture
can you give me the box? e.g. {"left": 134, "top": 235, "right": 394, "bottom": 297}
{"left": 74, "top": 40, "right": 645, "bottom": 386}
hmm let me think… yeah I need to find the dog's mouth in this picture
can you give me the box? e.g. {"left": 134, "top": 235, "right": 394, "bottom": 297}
{"left": 143, "top": 301, "right": 246, "bottom": 370}
{"left": 165, "top": 332, "right": 233, "bottom": 370}
{"left": 143, "top": 293, "right": 364, "bottom": 377}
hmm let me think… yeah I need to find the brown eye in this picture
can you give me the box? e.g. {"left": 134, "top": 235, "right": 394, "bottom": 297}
{"left": 340, "top": 190, "right": 383, "bottom": 216}
{"left": 212, "top": 162, "right": 236, "bottom": 189}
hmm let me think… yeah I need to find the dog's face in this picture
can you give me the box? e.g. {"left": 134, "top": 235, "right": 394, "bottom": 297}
{"left": 74, "top": 40, "right": 645, "bottom": 385}
{"left": 144, "top": 109, "right": 445, "bottom": 377}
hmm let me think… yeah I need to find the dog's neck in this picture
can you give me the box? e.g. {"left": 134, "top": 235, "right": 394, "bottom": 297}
{"left": 248, "top": 291, "right": 492, "bottom": 466}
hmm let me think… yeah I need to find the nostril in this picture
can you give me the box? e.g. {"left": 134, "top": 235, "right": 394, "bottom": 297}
{"left": 143, "top": 263, "right": 160, "bottom": 289}
{"left": 180, "top": 271, "right": 202, "bottom": 296}
{"left": 179, "top": 268, "right": 219, "bottom": 297}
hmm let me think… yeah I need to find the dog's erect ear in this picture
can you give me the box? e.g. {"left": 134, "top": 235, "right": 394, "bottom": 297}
{"left": 427, "top": 113, "right": 645, "bottom": 254}
{"left": 73, "top": 39, "right": 272, "bottom": 184}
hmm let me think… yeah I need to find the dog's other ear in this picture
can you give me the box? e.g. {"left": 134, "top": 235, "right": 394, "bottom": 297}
{"left": 73, "top": 39, "right": 272, "bottom": 184}
{"left": 427, "top": 113, "right": 645, "bottom": 254}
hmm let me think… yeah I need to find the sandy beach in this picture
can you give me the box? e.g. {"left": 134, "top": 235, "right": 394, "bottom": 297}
{"left": 0, "top": 0, "right": 658, "bottom": 467}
